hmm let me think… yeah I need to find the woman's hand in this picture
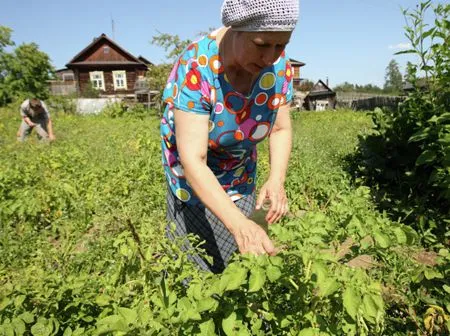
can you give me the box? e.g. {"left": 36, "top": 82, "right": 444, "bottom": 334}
{"left": 257, "top": 179, "right": 288, "bottom": 224}
{"left": 231, "top": 219, "right": 277, "bottom": 256}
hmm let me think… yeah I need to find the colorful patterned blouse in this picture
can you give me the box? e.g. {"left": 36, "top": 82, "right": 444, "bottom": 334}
{"left": 160, "top": 30, "right": 293, "bottom": 206}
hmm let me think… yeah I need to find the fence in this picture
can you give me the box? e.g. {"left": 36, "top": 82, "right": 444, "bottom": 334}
{"left": 336, "top": 92, "right": 405, "bottom": 111}
{"left": 350, "top": 96, "right": 405, "bottom": 111}
{"left": 49, "top": 81, "right": 77, "bottom": 96}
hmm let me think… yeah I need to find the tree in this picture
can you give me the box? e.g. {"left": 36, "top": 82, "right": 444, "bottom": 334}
{"left": 0, "top": 26, "right": 14, "bottom": 104}
{"left": 148, "top": 29, "right": 215, "bottom": 111}
{"left": 383, "top": 59, "right": 403, "bottom": 94}
{"left": 361, "top": 83, "right": 384, "bottom": 94}
{"left": 0, "top": 25, "right": 14, "bottom": 51}
{"left": 333, "top": 82, "right": 355, "bottom": 92}
{"left": 151, "top": 28, "right": 215, "bottom": 63}
{"left": 151, "top": 32, "right": 192, "bottom": 63}
{"left": 0, "top": 26, "right": 54, "bottom": 106}
{"left": 148, "top": 32, "right": 191, "bottom": 112}
{"left": 147, "top": 32, "right": 189, "bottom": 112}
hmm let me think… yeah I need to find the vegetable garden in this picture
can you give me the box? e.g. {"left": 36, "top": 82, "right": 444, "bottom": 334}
{"left": 0, "top": 106, "right": 448, "bottom": 335}
{"left": 0, "top": 2, "right": 448, "bottom": 335}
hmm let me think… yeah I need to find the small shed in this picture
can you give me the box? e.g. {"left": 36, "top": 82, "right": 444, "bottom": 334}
{"left": 304, "top": 79, "right": 336, "bottom": 111}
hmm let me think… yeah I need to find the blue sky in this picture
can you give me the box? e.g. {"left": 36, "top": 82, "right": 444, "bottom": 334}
{"left": 0, "top": 0, "right": 432, "bottom": 87}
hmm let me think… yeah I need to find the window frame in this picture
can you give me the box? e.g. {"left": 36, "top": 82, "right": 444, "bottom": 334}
{"left": 89, "top": 71, "right": 105, "bottom": 90}
{"left": 112, "top": 70, "right": 127, "bottom": 90}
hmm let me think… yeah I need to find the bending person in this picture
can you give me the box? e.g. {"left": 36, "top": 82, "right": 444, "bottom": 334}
{"left": 17, "top": 98, "right": 55, "bottom": 142}
{"left": 160, "top": 0, "right": 299, "bottom": 273}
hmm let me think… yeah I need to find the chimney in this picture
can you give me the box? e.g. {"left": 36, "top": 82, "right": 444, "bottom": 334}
{"left": 326, "top": 76, "right": 329, "bottom": 87}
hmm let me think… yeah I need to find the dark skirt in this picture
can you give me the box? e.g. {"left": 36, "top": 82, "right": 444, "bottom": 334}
{"left": 165, "top": 188, "right": 256, "bottom": 273}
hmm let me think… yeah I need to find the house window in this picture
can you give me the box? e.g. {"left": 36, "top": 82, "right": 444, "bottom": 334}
{"left": 113, "top": 70, "right": 127, "bottom": 90}
{"left": 103, "top": 46, "right": 110, "bottom": 54}
{"left": 89, "top": 71, "right": 105, "bottom": 90}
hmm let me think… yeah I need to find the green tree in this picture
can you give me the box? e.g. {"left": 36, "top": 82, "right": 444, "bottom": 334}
{"left": 383, "top": 59, "right": 403, "bottom": 94}
{"left": 0, "top": 26, "right": 54, "bottom": 106}
{"left": 333, "top": 82, "right": 355, "bottom": 92}
{"left": 151, "top": 28, "right": 215, "bottom": 63}
{"left": 0, "top": 25, "right": 14, "bottom": 51}
{"left": 148, "top": 29, "right": 216, "bottom": 112}
{"left": 148, "top": 32, "right": 192, "bottom": 112}
{"left": 151, "top": 32, "right": 192, "bottom": 63}
{"left": 334, "top": 82, "right": 384, "bottom": 94}
{"left": 0, "top": 26, "right": 15, "bottom": 105}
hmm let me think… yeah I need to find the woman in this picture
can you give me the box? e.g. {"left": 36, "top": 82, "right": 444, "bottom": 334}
{"left": 160, "top": 0, "right": 299, "bottom": 273}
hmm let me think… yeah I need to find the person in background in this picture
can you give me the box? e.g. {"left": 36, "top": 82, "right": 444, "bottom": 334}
{"left": 160, "top": 0, "right": 299, "bottom": 273}
{"left": 17, "top": 98, "right": 55, "bottom": 142}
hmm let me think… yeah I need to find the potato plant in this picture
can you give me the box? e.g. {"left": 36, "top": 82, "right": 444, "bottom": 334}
{"left": 0, "top": 106, "right": 448, "bottom": 335}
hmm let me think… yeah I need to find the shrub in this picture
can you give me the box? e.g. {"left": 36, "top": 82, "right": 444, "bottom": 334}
{"left": 101, "top": 101, "right": 127, "bottom": 118}
{"left": 47, "top": 95, "right": 77, "bottom": 115}
{"left": 352, "top": 1, "right": 449, "bottom": 243}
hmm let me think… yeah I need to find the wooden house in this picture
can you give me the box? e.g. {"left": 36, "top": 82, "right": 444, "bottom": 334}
{"left": 66, "top": 33, "right": 151, "bottom": 97}
{"left": 289, "top": 58, "right": 306, "bottom": 90}
{"left": 304, "top": 79, "right": 336, "bottom": 111}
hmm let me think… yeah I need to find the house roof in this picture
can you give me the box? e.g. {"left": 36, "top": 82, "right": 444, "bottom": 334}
{"left": 307, "top": 91, "right": 336, "bottom": 98}
{"left": 289, "top": 58, "right": 306, "bottom": 66}
{"left": 312, "top": 79, "right": 334, "bottom": 92}
{"left": 138, "top": 55, "right": 153, "bottom": 66}
{"left": 68, "top": 61, "right": 147, "bottom": 66}
{"left": 306, "top": 79, "right": 336, "bottom": 98}
{"left": 55, "top": 68, "right": 73, "bottom": 73}
{"left": 66, "top": 33, "right": 148, "bottom": 68}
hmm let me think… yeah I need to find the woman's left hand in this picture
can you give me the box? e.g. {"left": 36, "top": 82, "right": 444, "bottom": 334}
{"left": 256, "top": 179, "right": 288, "bottom": 224}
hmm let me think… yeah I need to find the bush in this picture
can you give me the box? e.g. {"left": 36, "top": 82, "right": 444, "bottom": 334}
{"left": 101, "top": 101, "right": 127, "bottom": 118}
{"left": 101, "top": 102, "right": 153, "bottom": 119}
{"left": 47, "top": 95, "right": 77, "bottom": 115}
{"left": 80, "top": 82, "right": 100, "bottom": 98}
{"left": 126, "top": 103, "right": 151, "bottom": 119}
{"left": 352, "top": 2, "right": 449, "bottom": 243}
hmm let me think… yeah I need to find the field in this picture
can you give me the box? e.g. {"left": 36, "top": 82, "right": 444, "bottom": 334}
{"left": 0, "top": 108, "right": 448, "bottom": 335}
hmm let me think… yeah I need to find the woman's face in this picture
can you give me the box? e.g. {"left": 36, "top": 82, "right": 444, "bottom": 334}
{"left": 232, "top": 31, "right": 292, "bottom": 74}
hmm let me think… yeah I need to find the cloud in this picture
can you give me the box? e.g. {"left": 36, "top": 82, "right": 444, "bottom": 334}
{"left": 388, "top": 42, "right": 412, "bottom": 50}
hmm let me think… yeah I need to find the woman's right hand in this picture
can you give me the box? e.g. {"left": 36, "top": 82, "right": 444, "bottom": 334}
{"left": 231, "top": 219, "right": 277, "bottom": 256}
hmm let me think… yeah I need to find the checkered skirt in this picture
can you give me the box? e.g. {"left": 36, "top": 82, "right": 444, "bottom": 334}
{"left": 166, "top": 188, "right": 256, "bottom": 273}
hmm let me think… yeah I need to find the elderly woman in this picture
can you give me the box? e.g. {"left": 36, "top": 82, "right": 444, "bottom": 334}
{"left": 161, "top": 0, "right": 299, "bottom": 273}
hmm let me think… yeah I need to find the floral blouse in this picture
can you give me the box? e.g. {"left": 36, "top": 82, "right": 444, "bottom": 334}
{"left": 160, "top": 30, "right": 293, "bottom": 206}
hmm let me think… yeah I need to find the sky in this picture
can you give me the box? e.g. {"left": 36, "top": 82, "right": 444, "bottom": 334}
{"left": 0, "top": 0, "right": 433, "bottom": 87}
